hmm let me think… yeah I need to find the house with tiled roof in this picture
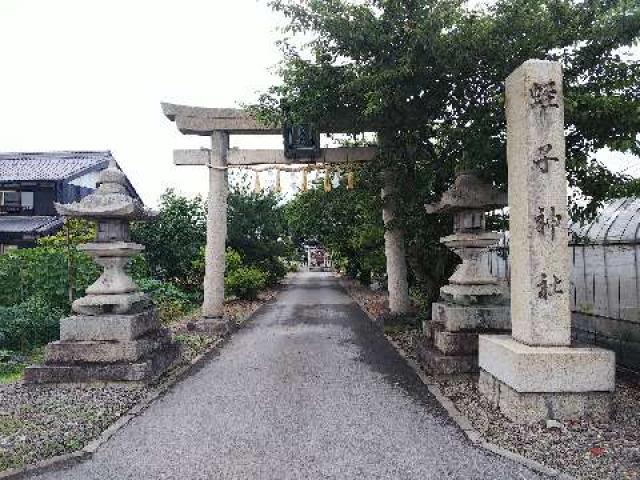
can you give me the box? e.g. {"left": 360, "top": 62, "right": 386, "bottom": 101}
{"left": 0, "top": 151, "right": 140, "bottom": 252}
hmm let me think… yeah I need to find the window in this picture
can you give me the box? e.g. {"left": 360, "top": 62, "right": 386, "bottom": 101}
{"left": 0, "top": 190, "right": 34, "bottom": 213}
{"left": 0, "top": 244, "right": 18, "bottom": 255}
{"left": 1, "top": 191, "right": 20, "bottom": 206}
{"left": 21, "top": 192, "right": 34, "bottom": 211}
{"left": 0, "top": 191, "right": 20, "bottom": 212}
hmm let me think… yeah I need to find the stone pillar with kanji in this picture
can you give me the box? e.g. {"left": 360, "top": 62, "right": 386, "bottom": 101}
{"left": 478, "top": 60, "right": 615, "bottom": 423}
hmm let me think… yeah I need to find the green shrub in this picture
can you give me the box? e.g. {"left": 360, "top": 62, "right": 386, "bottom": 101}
{"left": 136, "top": 278, "right": 194, "bottom": 306}
{"left": 227, "top": 187, "right": 293, "bottom": 286}
{"left": 135, "top": 278, "right": 198, "bottom": 324}
{"left": 253, "top": 257, "right": 288, "bottom": 287}
{"left": 0, "top": 245, "right": 98, "bottom": 353}
{"left": 223, "top": 248, "right": 268, "bottom": 300}
{"left": 225, "top": 248, "right": 243, "bottom": 272}
{"left": 0, "top": 297, "right": 64, "bottom": 352}
{"left": 128, "top": 254, "right": 152, "bottom": 282}
{"left": 37, "top": 219, "right": 95, "bottom": 248}
{"left": 0, "top": 247, "right": 99, "bottom": 312}
{"left": 131, "top": 190, "right": 207, "bottom": 292}
{"left": 225, "top": 267, "right": 267, "bottom": 300}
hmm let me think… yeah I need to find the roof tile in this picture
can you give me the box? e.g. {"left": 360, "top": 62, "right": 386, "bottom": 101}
{"left": 0, "top": 216, "right": 64, "bottom": 234}
{"left": 0, "top": 151, "right": 112, "bottom": 182}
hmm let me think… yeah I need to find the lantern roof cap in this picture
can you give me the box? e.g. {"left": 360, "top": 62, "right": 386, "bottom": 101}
{"left": 425, "top": 170, "right": 507, "bottom": 214}
{"left": 55, "top": 160, "right": 150, "bottom": 220}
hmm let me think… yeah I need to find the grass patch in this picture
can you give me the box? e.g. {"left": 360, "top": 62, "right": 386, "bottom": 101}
{"left": 0, "top": 349, "right": 43, "bottom": 385}
{"left": 0, "top": 417, "right": 22, "bottom": 436}
{"left": 173, "top": 333, "right": 216, "bottom": 361}
{"left": 0, "top": 370, "right": 23, "bottom": 385}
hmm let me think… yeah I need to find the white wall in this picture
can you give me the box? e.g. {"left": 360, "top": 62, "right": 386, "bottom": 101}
{"left": 69, "top": 170, "right": 100, "bottom": 189}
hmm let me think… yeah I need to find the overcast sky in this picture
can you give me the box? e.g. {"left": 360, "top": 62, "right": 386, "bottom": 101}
{"left": 1, "top": 1, "right": 638, "bottom": 206}
{"left": 0, "top": 0, "right": 286, "bottom": 205}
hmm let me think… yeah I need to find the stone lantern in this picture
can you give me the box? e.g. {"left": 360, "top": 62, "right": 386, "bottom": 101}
{"left": 417, "top": 170, "right": 510, "bottom": 374}
{"left": 25, "top": 161, "right": 179, "bottom": 383}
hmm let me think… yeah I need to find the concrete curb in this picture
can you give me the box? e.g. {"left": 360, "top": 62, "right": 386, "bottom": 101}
{"left": 339, "top": 278, "right": 576, "bottom": 480}
{"left": 0, "top": 296, "right": 276, "bottom": 480}
{"left": 0, "top": 452, "right": 89, "bottom": 480}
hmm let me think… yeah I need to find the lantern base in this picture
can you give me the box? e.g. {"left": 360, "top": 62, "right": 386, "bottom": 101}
{"left": 417, "top": 340, "right": 478, "bottom": 375}
{"left": 23, "top": 343, "right": 180, "bottom": 384}
{"left": 24, "top": 309, "right": 179, "bottom": 384}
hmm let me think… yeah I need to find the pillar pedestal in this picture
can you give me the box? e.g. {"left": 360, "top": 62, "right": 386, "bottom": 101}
{"left": 189, "top": 317, "right": 235, "bottom": 337}
{"left": 479, "top": 336, "right": 614, "bottom": 423}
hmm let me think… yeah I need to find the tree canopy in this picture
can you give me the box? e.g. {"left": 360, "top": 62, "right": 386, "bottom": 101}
{"left": 259, "top": 0, "right": 640, "bottom": 303}
{"left": 131, "top": 187, "right": 292, "bottom": 294}
{"left": 258, "top": 0, "right": 640, "bottom": 220}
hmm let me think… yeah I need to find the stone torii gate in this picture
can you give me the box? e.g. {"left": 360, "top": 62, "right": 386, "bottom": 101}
{"left": 162, "top": 103, "right": 411, "bottom": 331}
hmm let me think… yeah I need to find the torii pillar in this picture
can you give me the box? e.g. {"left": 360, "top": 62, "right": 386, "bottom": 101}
{"left": 204, "top": 131, "right": 228, "bottom": 321}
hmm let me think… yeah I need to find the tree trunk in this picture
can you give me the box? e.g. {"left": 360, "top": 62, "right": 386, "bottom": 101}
{"left": 382, "top": 170, "right": 411, "bottom": 314}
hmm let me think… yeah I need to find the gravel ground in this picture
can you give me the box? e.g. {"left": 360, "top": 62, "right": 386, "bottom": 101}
{"left": 342, "top": 277, "right": 640, "bottom": 479}
{"left": 340, "top": 277, "right": 391, "bottom": 322}
{"left": 439, "top": 372, "right": 640, "bottom": 480}
{"left": 386, "top": 327, "right": 640, "bottom": 480}
{"left": 0, "top": 290, "right": 276, "bottom": 474}
{"left": 169, "top": 289, "right": 279, "bottom": 364}
{"left": 31, "top": 272, "right": 541, "bottom": 479}
{"left": 0, "top": 383, "right": 147, "bottom": 471}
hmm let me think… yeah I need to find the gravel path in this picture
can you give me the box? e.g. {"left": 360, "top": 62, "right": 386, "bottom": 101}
{"left": 34, "top": 272, "right": 541, "bottom": 479}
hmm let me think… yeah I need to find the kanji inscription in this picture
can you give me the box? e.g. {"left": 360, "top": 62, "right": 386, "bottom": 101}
{"left": 534, "top": 206, "right": 563, "bottom": 241}
{"left": 533, "top": 144, "right": 560, "bottom": 173}
{"left": 530, "top": 81, "right": 559, "bottom": 109}
{"left": 536, "top": 273, "right": 564, "bottom": 300}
